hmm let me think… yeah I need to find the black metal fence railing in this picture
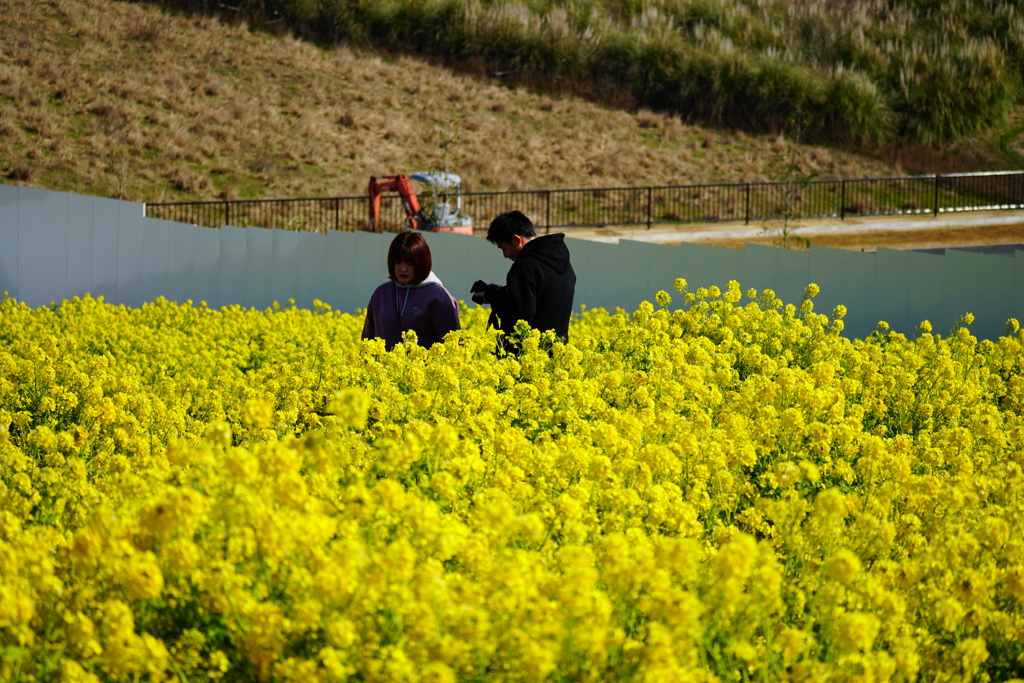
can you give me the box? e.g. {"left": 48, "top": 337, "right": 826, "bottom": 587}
{"left": 144, "top": 170, "right": 1024, "bottom": 233}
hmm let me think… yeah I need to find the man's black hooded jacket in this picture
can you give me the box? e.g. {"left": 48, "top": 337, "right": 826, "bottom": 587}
{"left": 486, "top": 233, "right": 576, "bottom": 341}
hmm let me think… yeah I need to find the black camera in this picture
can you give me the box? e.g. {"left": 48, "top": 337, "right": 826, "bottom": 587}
{"left": 471, "top": 280, "right": 490, "bottom": 304}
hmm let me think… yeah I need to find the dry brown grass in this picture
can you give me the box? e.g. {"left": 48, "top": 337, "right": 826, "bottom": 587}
{"left": 0, "top": 0, "right": 997, "bottom": 203}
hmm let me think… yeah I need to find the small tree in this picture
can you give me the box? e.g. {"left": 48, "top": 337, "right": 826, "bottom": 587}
{"left": 428, "top": 108, "right": 469, "bottom": 221}
{"left": 436, "top": 108, "right": 467, "bottom": 176}
{"left": 761, "top": 112, "right": 813, "bottom": 249}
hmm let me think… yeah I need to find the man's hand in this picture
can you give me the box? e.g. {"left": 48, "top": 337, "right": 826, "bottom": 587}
{"left": 471, "top": 280, "right": 490, "bottom": 305}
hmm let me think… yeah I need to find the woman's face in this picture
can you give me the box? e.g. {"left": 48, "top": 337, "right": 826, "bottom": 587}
{"left": 393, "top": 259, "right": 416, "bottom": 285}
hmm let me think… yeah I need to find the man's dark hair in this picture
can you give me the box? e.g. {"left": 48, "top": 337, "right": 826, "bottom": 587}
{"left": 486, "top": 210, "right": 537, "bottom": 245}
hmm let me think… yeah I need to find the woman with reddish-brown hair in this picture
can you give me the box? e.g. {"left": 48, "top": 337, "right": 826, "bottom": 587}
{"left": 361, "top": 232, "right": 460, "bottom": 350}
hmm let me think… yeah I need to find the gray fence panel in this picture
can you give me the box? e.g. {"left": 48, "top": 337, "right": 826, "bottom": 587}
{"left": 324, "top": 230, "right": 357, "bottom": 314}
{"left": 142, "top": 215, "right": 170, "bottom": 305}
{"left": 245, "top": 225, "right": 275, "bottom": 309}
{"left": 808, "top": 245, "right": 852, "bottom": 323}
{"left": 1016, "top": 250, "right": 1024, "bottom": 327}
{"left": 117, "top": 200, "right": 146, "bottom": 308}
{"left": 41, "top": 189, "right": 69, "bottom": 307}
{"left": 0, "top": 185, "right": 17, "bottom": 296}
{"left": 350, "top": 231, "right": 389, "bottom": 313}
{"left": 299, "top": 231, "right": 329, "bottom": 309}
{"left": 907, "top": 251, "right": 945, "bottom": 332}
{"left": 591, "top": 238, "right": 633, "bottom": 312}
{"left": 559, "top": 237, "right": 587, "bottom": 313}
{"left": 91, "top": 197, "right": 120, "bottom": 303}
{"left": 973, "top": 254, "right": 1013, "bottom": 341}
{"left": 710, "top": 243, "right": 745, "bottom": 292}
{"left": 17, "top": 187, "right": 44, "bottom": 308}
{"left": 618, "top": 242, "right": 654, "bottom": 308}
{"left": 647, "top": 242, "right": 685, "bottom": 302}
{"left": 560, "top": 236, "right": 592, "bottom": 315}
{"left": 674, "top": 242, "right": 721, "bottom": 291}
{"left": 3, "top": 185, "right": 1022, "bottom": 342}
{"left": 561, "top": 238, "right": 593, "bottom": 311}
{"left": 841, "top": 251, "right": 877, "bottom": 338}
{"left": 220, "top": 225, "right": 248, "bottom": 308}
{"left": 875, "top": 249, "right": 911, "bottom": 334}
{"left": 67, "top": 192, "right": 94, "bottom": 300}
{"left": 742, "top": 244, "right": 778, "bottom": 298}
{"left": 272, "top": 229, "right": 302, "bottom": 306}
{"left": 774, "top": 247, "right": 812, "bottom": 307}
{"left": 421, "top": 232, "right": 486, "bottom": 308}
{"left": 166, "top": 220, "right": 195, "bottom": 305}
{"left": 193, "top": 225, "right": 221, "bottom": 308}
{"left": 476, "top": 231, "right": 512, "bottom": 290}
{"left": 942, "top": 250, "right": 982, "bottom": 334}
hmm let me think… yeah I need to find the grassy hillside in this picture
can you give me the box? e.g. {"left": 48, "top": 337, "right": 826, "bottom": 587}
{"left": 1, "top": 0, "right": 1020, "bottom": 205}
{"left": 158, "top": 0, "right": 1024, "bottom": 149}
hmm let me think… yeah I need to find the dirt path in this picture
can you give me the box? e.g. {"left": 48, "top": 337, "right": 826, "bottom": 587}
{"left": 562, "top": 210, "right": 1024, "bottom": 252}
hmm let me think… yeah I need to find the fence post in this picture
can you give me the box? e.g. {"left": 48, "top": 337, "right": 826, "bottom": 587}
{"left": 646, "top": 186, "right": 653, "bottom": 230}
{"left": 933, "top": 174, "right": 940, "bottom": 216}
{"left": 546, "top": 190, "right": 551, "bottom": 235}
{"left": 840, "top": 179, "right": 846, "bottom": 220}
{"left": 745, "top": 183, "right": 751, "bottom": 225}
{"left": 225, "top": 201, "right": 230, "bottom": 227}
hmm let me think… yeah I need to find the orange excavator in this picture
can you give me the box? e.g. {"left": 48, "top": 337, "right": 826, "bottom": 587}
{"left": 367, "top": 172, "right": 473, "bottom": 234}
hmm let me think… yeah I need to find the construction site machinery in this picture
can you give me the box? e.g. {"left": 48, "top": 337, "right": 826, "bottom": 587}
{"left": 367, "top": 172, "right": 473, "bottom": 234}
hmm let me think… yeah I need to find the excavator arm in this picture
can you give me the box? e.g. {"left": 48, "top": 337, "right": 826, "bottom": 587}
{"left": 367, "top": 175, "right": 422, "bottom": 232}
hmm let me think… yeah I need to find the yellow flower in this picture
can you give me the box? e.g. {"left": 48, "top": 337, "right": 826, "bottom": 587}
{"left": 832, "top": 611, "right": 880, "bottom": 652}
{"left": 933, "top": 597, "right": 965, "bottom": 632}
{"left": 826, "top": 550, "right": 862, "bottom": 585}
{"left": 60, "top": 660, "right": 101, "bottom": 683}
{"left": 326, "top": 388, "right": 369, "bottom": 429}
{"left": 121, "top": 552, "right": 164, "bottom": 601}
{"left": 956, "top": 637, "right": 988, "bottom": 674}
{"left": 775, "top": 626, "right": 812, "bottom": 665}
{"left": 204, "top": 421, "right": 233, "bottom": 448}
{"left": 240, "top": 398, "right": 274, "bottom": 430}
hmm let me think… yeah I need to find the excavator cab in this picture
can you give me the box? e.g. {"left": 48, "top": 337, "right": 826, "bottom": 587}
{"left": 366, "top": 172, "right": 473, "bottom": 234}
{"left": 409, "top": 171, "right": 473, "bottom": 234}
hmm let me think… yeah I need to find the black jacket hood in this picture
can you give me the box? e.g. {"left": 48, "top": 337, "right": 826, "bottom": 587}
{"left": 520, "top": 233, "right": 571, "bottom": 275}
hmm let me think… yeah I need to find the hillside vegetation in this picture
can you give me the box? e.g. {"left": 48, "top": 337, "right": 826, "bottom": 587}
{"left": 157, "top": 0, "right": 1024, "bottom": 148}
{"left": 1, "top": 0, "right": 1021, "bottom": 205}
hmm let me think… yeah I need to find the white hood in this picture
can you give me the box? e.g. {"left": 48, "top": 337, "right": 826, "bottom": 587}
{"left": 394, "top": 270, "right": 443, "bottom": 289}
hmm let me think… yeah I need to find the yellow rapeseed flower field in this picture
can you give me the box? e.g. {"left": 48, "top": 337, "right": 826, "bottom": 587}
{"left": 1, "top": 282, "right": 1023, "bottom": 682}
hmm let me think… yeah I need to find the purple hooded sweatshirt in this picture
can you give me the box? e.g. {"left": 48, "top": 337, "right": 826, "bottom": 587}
{"left": 361, "top": 271, "right": 461, "bottom": 350}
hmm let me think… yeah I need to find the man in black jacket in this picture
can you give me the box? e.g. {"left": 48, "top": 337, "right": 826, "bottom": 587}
{"left": 471, "top": 211, "right": 576, "bottom": 350}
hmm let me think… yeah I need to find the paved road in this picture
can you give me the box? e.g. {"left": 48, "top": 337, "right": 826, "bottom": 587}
{"left": 574, "top": 210, "right": 1024, "bottom": 251}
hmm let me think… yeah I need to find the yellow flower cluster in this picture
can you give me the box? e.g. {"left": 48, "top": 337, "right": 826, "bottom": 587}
{"left": 1, "top": 284, "right": 1023, "bottom": 682}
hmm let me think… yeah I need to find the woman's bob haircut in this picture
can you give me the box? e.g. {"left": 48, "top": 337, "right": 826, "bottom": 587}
{"left": 387, "top": 231, "right": 432, "bottom": 285}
